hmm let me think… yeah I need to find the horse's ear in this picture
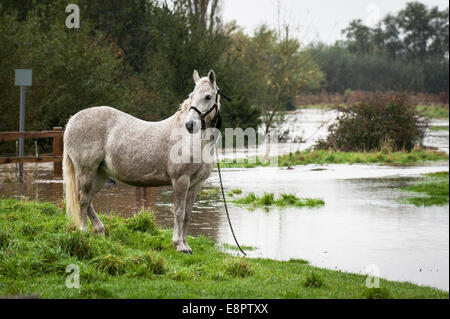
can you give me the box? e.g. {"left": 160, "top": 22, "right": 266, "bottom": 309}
{"left": 193, "top": 70, "right": 200, "bottom": 84}
{"left": 208, "top": 70, "right": 216, "bottom": 84}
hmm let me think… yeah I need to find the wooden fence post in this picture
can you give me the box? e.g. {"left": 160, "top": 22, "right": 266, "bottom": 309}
{"left": 53, "top": 127, "right": 63, "bottom": 178}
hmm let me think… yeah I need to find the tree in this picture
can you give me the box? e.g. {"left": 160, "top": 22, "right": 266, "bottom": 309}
{"left": 0, "top": 11, "right": 138, "bottom": 153}
{"left": 428, "top": 7, "right": 449, "bottom": 59}
{"left": 173, "top": 0, "right": 221, "bottom": 32}
{"left": 379, "top": 14, "right": 404, "bottom": 60}
{"left": 248, "top": 25, "right": 324, "bottom": 134}
{"left": 315, "top": 1, "right": 449, "bottom": 94}
{"left": 342, "top": 19, "right": 373, "bottom": 54}
{"left": 397, "top": 2, "right": 434, "bottom": 61}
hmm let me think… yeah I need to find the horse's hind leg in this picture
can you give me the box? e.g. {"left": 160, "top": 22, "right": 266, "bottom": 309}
{"left": 77, "top": 167, "right": 108, "bottom": 234}
{"left": 88, "top": 204, "right": 104, "bottom": 235}
{"left": 87, "top": 172, "right": 109, "bottom": 235}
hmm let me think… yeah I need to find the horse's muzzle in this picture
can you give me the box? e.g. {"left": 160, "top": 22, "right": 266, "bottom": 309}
{"left": 185, "top": 120, "right": 194, "bottom": 133}
{"left": 185, "top": 120, "right": 201, "bottom": 134}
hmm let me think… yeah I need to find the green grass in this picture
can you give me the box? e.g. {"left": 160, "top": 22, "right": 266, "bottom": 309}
{"left": 233, "top": 192, "right": 325, "bottom": 209}
{"left": 417, "top": 104, "right": 449, "bottom": 119}
{"left": 222, "top": 243, "right": 258, "bottom": 252}
{"left": 298, "top": 104, "right": 334, "bottom": 110}
{"left": 220, "top": 149, "right": 449, "bottom": 168}
{"left": 399, "top": 172, "right": 449, "bottom": 207}
{"left": 0, "top": 198, "right": 447, "bottom": 299}
{"left": 429, "top": 125, "right": 449, "bottom": 131}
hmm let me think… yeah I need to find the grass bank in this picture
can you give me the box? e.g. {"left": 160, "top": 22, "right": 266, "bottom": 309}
{"left": 298, "top": 104, "right": 449, "bottom": 119}
{"left": 0, "top": 199, "right": 447, "bottom": 299}
{"left": 220, "top": 149, "right": 449, "bottom": 169}
{"left": 417, "top": 104, "right": 449, "bottom": 119}
{"left": 399, "top": 172, "right": 449, "bottom": 207}
{"left": 430, "top": 126, "right": 449, "bottom": 131}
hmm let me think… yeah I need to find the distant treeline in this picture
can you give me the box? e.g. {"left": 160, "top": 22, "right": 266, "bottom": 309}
{"left": 309, "top": 2, "right": 449, "bottom": 94}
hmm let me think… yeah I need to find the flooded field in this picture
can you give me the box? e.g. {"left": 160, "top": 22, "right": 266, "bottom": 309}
{"left": 224, "top": 110, "right": 449, "bottom": 160}
{"left": 0, "top": 109, "right": 448, "bottom": 290}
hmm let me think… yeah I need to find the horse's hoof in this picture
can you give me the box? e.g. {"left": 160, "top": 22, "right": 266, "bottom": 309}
{"left": 93, "top": 228, "right": 105, "bottom": 236}
{"left": 178, "top": 249, "right": 192, "bottom": 254}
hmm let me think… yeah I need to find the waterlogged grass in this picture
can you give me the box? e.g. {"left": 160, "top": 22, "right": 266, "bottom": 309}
{"left": 198, "top": 188, "right": 220, "bottom": 200}
{"left": 220, "top": 149, "right": 449, "bottom": 169}
{"left": 226, "top": 189, "right": 243, "bottom": 197}
{"left": 278, "top": 149, "right": 449, "bottom": 167}
{"left": 0, "top": 199, "right": 447, "bottom": 299}
{"left": 233, "top": 192, "right": 325, "bottom": 209}
{"left": 417, "top": 104, "right": 449, "bottom": 119}
{"left": 299, "top": 104, "right": 449, "bottom": 119}
{"left": 399, "top": 172, "right": 449, "bottom": 207}
{"left": 222, "top": 243, "right": 258, "bottom": 252}
{"left": 298, "top": 104, "right": 334, "bottom": 110}
{"left": 429, "top": 125, "right": 449, "bottom": 131}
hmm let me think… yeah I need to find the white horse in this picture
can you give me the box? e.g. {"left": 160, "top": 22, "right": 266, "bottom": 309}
{"left": 63, "top": 70, "right": 222, "bottom": 253}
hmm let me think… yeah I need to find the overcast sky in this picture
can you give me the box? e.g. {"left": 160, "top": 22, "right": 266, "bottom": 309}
{"left": 221, "top": 0, "right": 449, "bottom": 44}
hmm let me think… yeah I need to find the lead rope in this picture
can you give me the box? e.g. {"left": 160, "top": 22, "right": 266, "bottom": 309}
{"left": 215, "top": 144, "right": 246, "bottom": 256}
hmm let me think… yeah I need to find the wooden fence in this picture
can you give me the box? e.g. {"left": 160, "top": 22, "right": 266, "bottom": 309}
{"left": 0, "top": 127, "right": 64, "bottom": 177}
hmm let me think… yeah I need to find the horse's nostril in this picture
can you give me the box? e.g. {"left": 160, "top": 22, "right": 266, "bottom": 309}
{"left": 185, "top": 121, "right": 193, "bottom": 132}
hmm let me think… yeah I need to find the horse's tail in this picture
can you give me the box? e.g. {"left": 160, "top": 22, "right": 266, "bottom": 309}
{"left": 63, "top": 149, "right": 81, "bottom": 228}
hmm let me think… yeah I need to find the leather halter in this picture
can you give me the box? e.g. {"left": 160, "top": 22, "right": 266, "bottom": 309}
{"left": 189, "top": 89, "right": 231, "bottom": 131}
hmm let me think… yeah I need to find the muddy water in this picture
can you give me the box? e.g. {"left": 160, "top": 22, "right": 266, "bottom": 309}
{"left": 0, "top": 110, "right": 448, "bottom": 291}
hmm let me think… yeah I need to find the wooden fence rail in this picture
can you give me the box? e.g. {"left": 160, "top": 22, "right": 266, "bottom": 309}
{"left": 0, "top": 127, "right": 64, "bottom": 177}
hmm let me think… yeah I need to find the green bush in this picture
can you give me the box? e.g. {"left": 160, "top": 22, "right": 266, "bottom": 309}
{"left": 316, "top": 94, "right": 428, "bottom": 151}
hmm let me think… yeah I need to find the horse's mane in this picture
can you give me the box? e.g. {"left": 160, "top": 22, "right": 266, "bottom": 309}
{"left": 175, "top": 97, "right": 191, "bottom": 122}
{"left": 178, "top": 98, "right": 191, "bottom": 113}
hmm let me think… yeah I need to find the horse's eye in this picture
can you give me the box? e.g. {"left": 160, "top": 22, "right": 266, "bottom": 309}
{"left": 205, "top": 95, "right": 212, "bottom": 100}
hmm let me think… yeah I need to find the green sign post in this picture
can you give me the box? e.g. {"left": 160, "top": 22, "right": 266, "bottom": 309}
{"left": 14, "top": 69, "right": 32, "bottom": 182}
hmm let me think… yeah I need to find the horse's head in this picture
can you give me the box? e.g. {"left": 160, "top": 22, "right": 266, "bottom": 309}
{"left": 185, "top": 70, "right": 221, "bottom": 134}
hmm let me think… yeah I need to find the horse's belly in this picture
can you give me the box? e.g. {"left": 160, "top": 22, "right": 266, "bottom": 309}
{"left": 118, "top": 176, "right": 171, "bottom": 188}
{"left": 102, "top": 154, "right": 171, "bottom": 187}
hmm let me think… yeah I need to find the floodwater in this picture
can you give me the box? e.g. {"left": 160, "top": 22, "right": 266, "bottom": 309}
{"left": 0, "top": 109, "right": 448, "bottom": 291}
{"left": 224, "top": 110, "right": 449, "bottom": 160}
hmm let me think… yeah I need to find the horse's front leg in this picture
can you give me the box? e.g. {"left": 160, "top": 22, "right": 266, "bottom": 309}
{"left": 171, "top": 175, "right": 190, "bottom": 253}
{"left": 183, "top": 183, "right": 203, "bottom": 253}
